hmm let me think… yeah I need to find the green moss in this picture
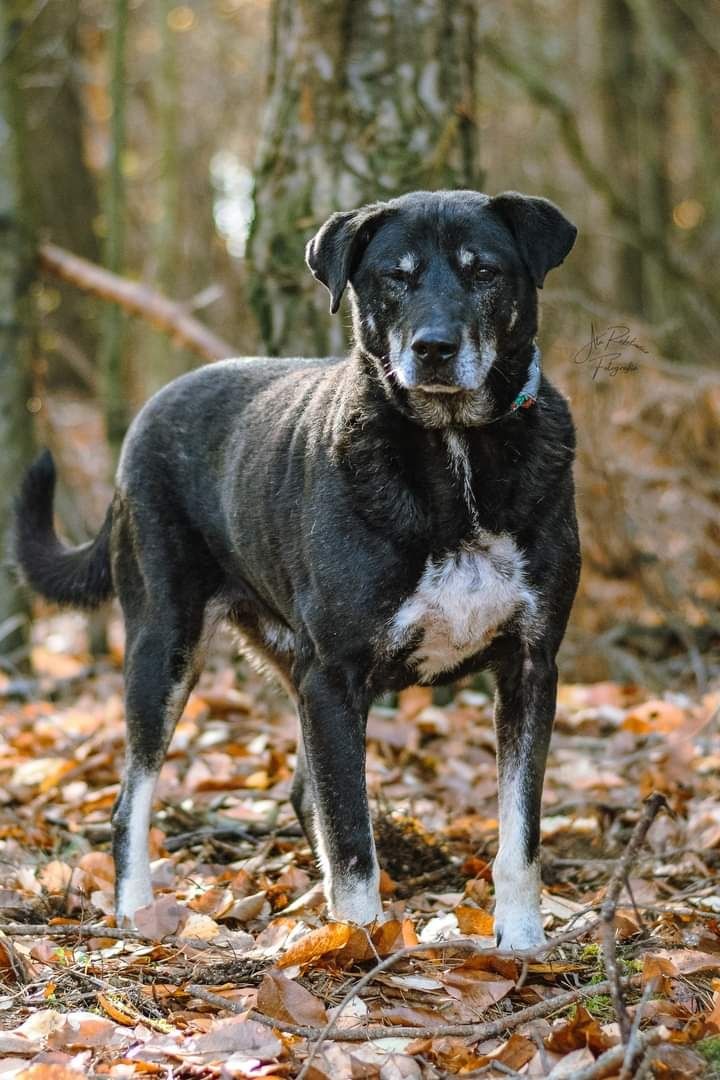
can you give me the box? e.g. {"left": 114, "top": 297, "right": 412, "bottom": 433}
{"left": 582, "top": 994, "right": 614, "bottom": 1021}
{"left": 698, "top": 1036, "right": 720, "bottom": 1065}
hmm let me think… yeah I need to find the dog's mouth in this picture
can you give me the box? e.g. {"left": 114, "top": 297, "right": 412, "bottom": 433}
{"left": 414, "top": 383, "right": 465, "bottom": 395}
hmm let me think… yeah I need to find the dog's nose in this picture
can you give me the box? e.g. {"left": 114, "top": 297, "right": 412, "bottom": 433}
{"left": 411, "top": 331, "right": 460, "bottom": 365}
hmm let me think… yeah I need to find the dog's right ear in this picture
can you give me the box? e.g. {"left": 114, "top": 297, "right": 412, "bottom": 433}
{"left": 306, "top": 204, "right": 389, "bottom": 314}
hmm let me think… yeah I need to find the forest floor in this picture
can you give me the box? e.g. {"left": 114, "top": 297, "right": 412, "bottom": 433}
{"left": 0, "top": 616, "right": 719, "bottom": 1079}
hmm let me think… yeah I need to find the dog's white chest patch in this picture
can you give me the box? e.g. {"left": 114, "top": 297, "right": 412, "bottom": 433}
{"left": 388, "top": 532, "right": 535, "bottom": 681}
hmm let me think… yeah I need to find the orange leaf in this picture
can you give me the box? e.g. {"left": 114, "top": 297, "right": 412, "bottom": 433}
{"left": 78, "top": 851, "right": 115, "bottom": 889}
{"left": 623, "top": 699, "right": 686, "bottom": 734}
{"left": 455, "top": 906, "right": 494, "bottom": 936}
{"left": 277, "top": 922, "right": 352, "bottom": 968}
{"left": 643, "top": 953, "right": 678, "bottom": 984}
{"left": 17, "top": 1067, "right": 90, "bottom": 1080}
{"left": 372, "top": 918, "right": 419, "bottom": 956}
{"left": 397, "top": 686, "right": 433, "bottom": 718}
{"left": 97, "top": 993, "right": 138, "bottom": 1027}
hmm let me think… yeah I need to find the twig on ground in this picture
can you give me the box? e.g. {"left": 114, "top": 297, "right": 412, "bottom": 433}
{"left": 600, "top": 792, "right": 667, "bottom": 1041}
{"left": 0, "top": 921, "right": 235, "bottom": 951}
{"left": 618, "top": 978, "right": 658, "bottom": 1080}
{"left": 164, "top": 824, "right": 256, "bottom": 851}
{"left": 188, "top": 977, "right": 618, "bottom": 1043}
{"left": 572, "top": 1029, "right": 664, "bottom": 1080}
{"left": 0, "top": 923, "right": 141, "bottom": 941}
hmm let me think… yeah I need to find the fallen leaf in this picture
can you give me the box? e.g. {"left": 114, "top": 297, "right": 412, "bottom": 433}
{"left": 454, "top": 905, "right": 494, "bottom": 936}
{"left": 257, "top": 970, "right": 328, "bottom": 1026}
{"left": 277, "top": 922, "right": 352, "bottom": 968}
{"left": 133, "top": 896, "right": 187, "bottom": 940}
{"left": 544, "top": 1006, "right": 616, "bottom": 1054}
{"left": 623, "top": 698, "right": 687, "bottom": 734}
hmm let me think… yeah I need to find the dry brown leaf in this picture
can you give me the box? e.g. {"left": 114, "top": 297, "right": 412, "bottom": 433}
{"left": 544, "top": 1005, "right": 616, "bottom": 1055}
{"left": 257, "top": 970, "right": 328, "bottom": 1026}
{"left": 645, "top": 949, "right": 720, "bottom": 976}
{"left": 178, "top": 913, "right": 220, "bottom": 940}
{"left": 38, "top": 860, "right": 75, "bottom": 894}
{"left": 491, "top": 1032, "right": 537, "bottom": 1070}
{"left": 442, "top": 967, "right": 515, "bottom": 1013}
{"left": 133, "top": 895, "right": 187, "bottom": 940}
{"left": 188, "top": 1016, "right": 282, "bottom": 1058}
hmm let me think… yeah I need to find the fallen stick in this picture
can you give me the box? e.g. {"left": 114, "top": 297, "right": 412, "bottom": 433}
{"left": 0, "top": 921, "right": 232, "bottom": 950}
{"left": 188, "top": 977, "right": 617, "bottom": 1042}
{"left": 572, "top": 1029, "right": 664, "bottom": 1080}
{"left": 38, "top": 243, "right": 235, "bottom": 363}
{"left": 618, "top": 978, "right": 657, "bottom": 1080}
{"left": 0, "top": 923, "right": 142, "bottom": 941}
{"left": 600, "top": 792, "right": 667, "bottom": 1041}
{"left": 164, "top": 824, "right": 256, "bottom": 851}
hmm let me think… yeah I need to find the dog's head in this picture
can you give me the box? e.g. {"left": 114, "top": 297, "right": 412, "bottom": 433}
{"left": 306, "top": 190, "right": 576, "bottom": 425}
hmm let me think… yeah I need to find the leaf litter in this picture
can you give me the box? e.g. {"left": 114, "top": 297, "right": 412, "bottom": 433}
{"left": 0, "top": 617, "right": 718, "bottom": 1076}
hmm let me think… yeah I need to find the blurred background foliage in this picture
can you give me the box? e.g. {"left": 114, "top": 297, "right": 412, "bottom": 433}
{"left": 1, "top": 0, "right": 718, "bottom": 685}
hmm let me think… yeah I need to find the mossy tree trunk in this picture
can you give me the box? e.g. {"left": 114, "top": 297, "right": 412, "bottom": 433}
{"left": 248, "top": 0, "right": 480, "bottom": 357}
{"left": 0, "top": 3, "right": 37, "bottom": 660}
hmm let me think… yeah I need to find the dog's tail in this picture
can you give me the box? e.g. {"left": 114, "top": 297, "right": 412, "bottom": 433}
{"left": 14, "top": 449, "right": 114, "bottom": 610}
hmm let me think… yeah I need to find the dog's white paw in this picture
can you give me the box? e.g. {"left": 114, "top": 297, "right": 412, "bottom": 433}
{"left": 494, "top": 908, "right": 546, "bottom": 952}
{"left": 116, "top": 884, "right": 154, "bottom": 928}
{"left": 327, "top": 875, "right": 382, "bottom": 926}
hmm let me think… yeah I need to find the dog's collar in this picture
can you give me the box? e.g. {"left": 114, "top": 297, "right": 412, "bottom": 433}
{"left": 510, "top": 344, "right": 542, "bottom": 412}
{"left": 481, "top": 344, "right": 541, "bottom": 426}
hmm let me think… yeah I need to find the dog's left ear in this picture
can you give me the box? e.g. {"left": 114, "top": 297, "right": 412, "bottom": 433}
{"left": 306, "top": 204, "right": 390, "bottom": 313}
{"left": 490, "top": 192, "right": 577, "bottom": 288}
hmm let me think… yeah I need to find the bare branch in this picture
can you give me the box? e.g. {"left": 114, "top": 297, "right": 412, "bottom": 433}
{"left": 38, "top": 243, "right": 236, "bottom": 363}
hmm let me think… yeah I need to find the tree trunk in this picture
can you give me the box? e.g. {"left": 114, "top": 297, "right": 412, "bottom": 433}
{"left": 101, "top": 0, "right": 130, "bottom": 463}
{"left": 248, "top": 0, "right": 480, "bottom": 357}
{"left": 599, "top": 0, "right": 644, "bottom": 315}
{"left": 14, "top": 0, "right": 102, "bottom": 367}
{"left": 145, "top": 0, "right": 189, "bottom": 395}
{"left": 0, "top": 3, "right": 37, "bottom": 660}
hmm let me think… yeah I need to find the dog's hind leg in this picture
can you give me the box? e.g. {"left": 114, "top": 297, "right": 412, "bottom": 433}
{"left": 111, "top": 515, "right": 220, "bottom": 924}
{"left": 113, "top": 602, "right": 215, "bottom": 923}
{"left": 296, "top": 662, "right": 381, "bottom": 925}
{"left": 491, "top": 644, "right": 557, "bottom": 951}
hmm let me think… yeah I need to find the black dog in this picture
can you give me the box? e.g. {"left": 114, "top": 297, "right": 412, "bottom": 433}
{"left": 15, "top": 189, "right": 579, "bottom": 949}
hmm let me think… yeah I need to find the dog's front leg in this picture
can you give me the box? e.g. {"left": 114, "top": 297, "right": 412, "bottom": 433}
{"left": 297, "top": 663, "right": 381, "bottom": 925}
{"left": 492, "top": 646, "right": 557, "bottom": 951}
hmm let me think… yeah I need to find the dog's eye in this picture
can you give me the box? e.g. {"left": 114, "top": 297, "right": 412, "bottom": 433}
{"left": 475, "top": 266, "right": 500, "bottom": 283}
{"left": 385, "top": 268, "right": 414, "bottom": 283}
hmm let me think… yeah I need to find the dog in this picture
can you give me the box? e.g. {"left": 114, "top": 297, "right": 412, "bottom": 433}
{"left": 15, "top": 189, "right": 580, "bottom": 950}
